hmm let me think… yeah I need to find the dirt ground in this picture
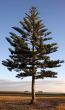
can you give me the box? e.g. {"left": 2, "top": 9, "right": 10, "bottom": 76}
{"left": 0, "top": 96, "right": 65, "bottom": 110}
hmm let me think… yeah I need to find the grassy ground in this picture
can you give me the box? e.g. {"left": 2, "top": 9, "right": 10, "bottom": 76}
{"left": 0, "top": 93, "right": 65, "bottom": 110}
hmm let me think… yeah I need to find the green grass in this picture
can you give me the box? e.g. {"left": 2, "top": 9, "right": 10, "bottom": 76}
{"left": 0, "top": 91, "right": 65, "bottom": 97}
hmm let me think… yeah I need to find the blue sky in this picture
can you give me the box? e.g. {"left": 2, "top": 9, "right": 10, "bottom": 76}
{"left": 0, "top": 0, "right": 65, "bottom": 92}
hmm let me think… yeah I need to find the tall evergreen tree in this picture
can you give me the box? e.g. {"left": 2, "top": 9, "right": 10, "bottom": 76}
{"left": 2, "top": 7, "right": 64, "bottom": 103}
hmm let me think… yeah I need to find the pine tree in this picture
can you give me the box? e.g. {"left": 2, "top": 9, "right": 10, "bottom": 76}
{"left": 2, "top": 7, "right": 64, "bottom": 104}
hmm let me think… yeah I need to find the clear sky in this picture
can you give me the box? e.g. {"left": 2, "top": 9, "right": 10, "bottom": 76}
{"left": 0, "top": 0, "right": 65, "bottom": 92}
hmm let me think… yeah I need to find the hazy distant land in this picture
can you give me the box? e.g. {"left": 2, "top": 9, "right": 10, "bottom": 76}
{"left": 0, "top": 80, "right": 65, "bottom": 93}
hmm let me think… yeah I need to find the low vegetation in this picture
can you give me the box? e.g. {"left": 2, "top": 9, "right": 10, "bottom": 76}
{"left": 0, "top": 92, "right": 65, "bottom": 110}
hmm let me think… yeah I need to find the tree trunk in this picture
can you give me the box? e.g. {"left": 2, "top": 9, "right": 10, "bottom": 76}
{"left": 31, "top": 21, "right": 36, "bottom": 104}
{"left": 31, "top": 74, "right": 36, "bottom": 104}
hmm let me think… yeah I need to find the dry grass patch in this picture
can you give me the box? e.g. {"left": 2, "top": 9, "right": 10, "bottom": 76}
{"left": 0, "top": 96, "right": 65, "bottom": 110}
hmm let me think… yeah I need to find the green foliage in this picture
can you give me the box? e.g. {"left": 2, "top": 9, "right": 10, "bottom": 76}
{"left": 2, "top": 7, "right": 64, "bottom": 79}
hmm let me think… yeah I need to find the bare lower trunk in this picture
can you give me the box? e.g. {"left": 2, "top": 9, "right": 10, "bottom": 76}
{"left": 31, "top": 74, "right": 36, "bottom": 104}
{"left": 31, "top": 26, "right": 36, "bottom": 104}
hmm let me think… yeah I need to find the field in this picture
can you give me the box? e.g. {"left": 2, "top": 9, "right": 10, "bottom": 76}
{"left": 0, "top": 92, "right": 65, "bottom": 110}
